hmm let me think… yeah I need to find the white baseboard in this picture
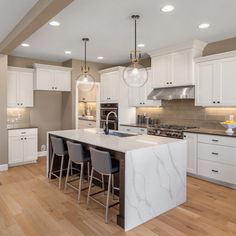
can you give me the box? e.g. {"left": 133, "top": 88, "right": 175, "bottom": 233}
{"left": 0, "top": 164, "right": 8, "bottom": 171}
{"left": 38, "top": 151, "right": 47, "bottom": 157}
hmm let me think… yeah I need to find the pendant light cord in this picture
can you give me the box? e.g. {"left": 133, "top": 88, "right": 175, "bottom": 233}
{"left": 82, "top": 38, "right": 89, "bottom": 72}
{"left": 134, "top": 17, "right": 137, "bottom": 60}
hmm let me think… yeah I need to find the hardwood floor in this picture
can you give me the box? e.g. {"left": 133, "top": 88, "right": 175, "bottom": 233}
{"left": 0, "top": 157, "right": 235, "bottom": 236}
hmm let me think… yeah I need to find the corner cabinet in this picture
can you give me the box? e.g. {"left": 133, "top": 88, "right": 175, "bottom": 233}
{"left": 150, "top": 40, "right": 207, "bottom": 88}
{"left": 8, "top": 128, "right": 38, "bottom": 166}
{"left": 7, "top": 67, "right": 34, "bottom": 108}
{"left": 195, "top": 52, "right": 236, "bottom": 107}
{"left": 33, "top": 64, "right": 72, "bottom": 92}
{"left": 128, "top": 69, "right": 161, "bottom": 107}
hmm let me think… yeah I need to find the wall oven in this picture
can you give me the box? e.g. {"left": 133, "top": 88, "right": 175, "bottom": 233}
{"left": 100, "top": 103, "right": 118, "bottom": 130}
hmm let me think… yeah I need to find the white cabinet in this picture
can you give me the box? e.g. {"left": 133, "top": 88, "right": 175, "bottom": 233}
{"left": 128, "top": 69, "right": 161, "bottom": 107}
{"left": 34, "top": 64, "right": 71, "bottom": 91}
{"left": 119, "top": 125, "right": 147, "bottom": 135}
{"left": 8, "top": 128, "right": 38, "bottom": 166}
{"left": 150, "top": 40, "right": 206, "bottom": 88}
{"left": 183, "top": 132, "right": 198, "bottom": 174}
{"left": 79, "top": 85, "right": 96, "bottom": 102}
{"left": 78, "top": 120, "right": 96, "bottom": 129}
{"left": 184, "top": 132, "right": 236, "bottom": 187}
{"left": 7, "top": 67, "right": 34, "bottom": 107}
{"left": 100, "top": 71, "right": 119, "bottom": 102}
{"left": 195, "top": 53, "right": 236, "bottom": 107}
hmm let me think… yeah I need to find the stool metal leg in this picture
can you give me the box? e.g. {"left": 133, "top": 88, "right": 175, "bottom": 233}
{"left": 49, "top": 152, "right": 55, "bottom": 180}
{"left": 101, "top": 174, "right": 105, "bottom": 195}
{"left": 112, "top": 174, "right": 115, "bottom": 200}
{"left": 59, "top": 155, "right": 64, "bottom": 189}
{"left": 105, "top": 174, "right": 111, "bottom": 224}
{"left": 87, "top": 167, "right": 94, "bottom": 209}
{"left": 78, "top": 163, "right": 84, "bottom": 202}
{"left": 64, "top": 159, "right": 71, "bottom": 190}
{"left": 87, "top": 162, "right": 90, "bottom": 182}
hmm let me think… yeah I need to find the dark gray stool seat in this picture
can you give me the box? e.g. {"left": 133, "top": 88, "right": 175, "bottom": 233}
{"left": 65, "top": 141, "right": 91, "bottom": 202}
{"left": 49, "top": 137, "right": 68, "bottom": 189}
{"left": 87, "top": 148, "right": 120, "bottom": 224}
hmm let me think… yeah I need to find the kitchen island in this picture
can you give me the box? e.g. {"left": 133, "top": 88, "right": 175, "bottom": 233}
{"left": 47, "top": 128, "right": 187, "bottom": 231}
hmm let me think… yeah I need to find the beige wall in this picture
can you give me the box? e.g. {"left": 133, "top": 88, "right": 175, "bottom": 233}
{"left": 8, "top": 56, "right": 63, "bottom": 151}
{"left": 0, "top": 55, "right": 8, "bottom": 165}
{"left": 62, "top": 59, "right": 110, "bottom": 129}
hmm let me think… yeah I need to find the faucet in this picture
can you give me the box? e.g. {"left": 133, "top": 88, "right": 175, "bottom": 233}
{"left": 104, "top": 111, "right": 117, "bottom": 135}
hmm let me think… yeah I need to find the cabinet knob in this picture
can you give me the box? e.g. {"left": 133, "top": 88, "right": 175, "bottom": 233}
{"left": 183, "top": 135, "right": 186, "bottom": 138}
{"left": 24, "top": 138, "right": 27, "bottom": 140}
{"left": 213, "top": 101, "right": 216, "bottom": 104}
{"left": 217, "top": 101, "right": 220, "bottom": 104}
{"left": 166, "top": 82, "right": 169, "bottom": 85}
{"left": 21, "top": 138, "right": 23, "bottom": 140}
{"left": 55, "top": 87, "right": 57, "bottom": 90}
{"left": 170, "top": 82, "right": 172, "bottom": 84}
{"left": 21, "top": 103, "right": 23, "bottom": 105}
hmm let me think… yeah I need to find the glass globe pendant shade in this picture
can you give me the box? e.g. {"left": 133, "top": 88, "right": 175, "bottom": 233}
{"left": 123, "top": 62, "right": 148, "bottom": 88}
{"left": 77, "top": 72, "right": 95, "bottom": 92}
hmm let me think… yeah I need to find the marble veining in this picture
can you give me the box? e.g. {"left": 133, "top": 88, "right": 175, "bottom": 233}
{"left": 125, "top": 141, "right": 187, "bottom": 231}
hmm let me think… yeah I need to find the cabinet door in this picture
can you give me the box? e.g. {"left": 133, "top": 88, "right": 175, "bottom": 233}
{"left": 23, "top": 135, "right": 37, "bottom": 162}
{"left": 8, "top": 136, "right": 24, "bottom": 164}
{"left": 54, "top": 70, "right": 71, "bottom": 91}
{"left": 100, "top": 74, "right": 110, "bottom": 102}
{"left": 7, "top": 71, "right": 18, "bottom": 107}
{"left": 220, "top": 58, "right": 236, "bottom": 106}
{"left": 35, "top": 68, "right": 54, "bottom": 90}
{"left": 128, "top": 87, "right": 140, "bottom": 106}
{"left": 184, "top": 133, "right": 197, "bottom": 174}
{"left": 195, "top": 62, "right": 214, "bottom": 106}
{"left": 172, "top": 50, "right": 193, "bottom": 86}
{"left": 152, "top": 54, "right": 171, "bottom": 88}
{"left": 18, "top": 72, "right": 33, "bottom": 107}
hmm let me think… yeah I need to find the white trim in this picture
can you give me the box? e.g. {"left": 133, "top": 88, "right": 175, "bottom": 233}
{"left": 33, "top": 63, "right": 72, "bottom": 71}
{"left": 38, "top": 151, "right": 47, "bottom": 157}
{"left": 0, "top": 164, "right": 8, "bottom": 171}
{"left": 99, "top": 66, "right": 124, "bottom": 74}
{"left": 8, "top": 66, "right": 34, "bottom": 73}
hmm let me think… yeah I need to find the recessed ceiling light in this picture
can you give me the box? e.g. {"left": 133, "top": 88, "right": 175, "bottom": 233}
{"left": 21, "top": 43, "right": 30, "bottom": 47}
{"left": 49, "top": 21, "right": 60, "bottom": 27}
{"left": 161, "top": 5, "right": 175, "bottom": 13}
{"left": 65, "top": 51, "right": 71, "bottom": 55}
{"left": 137, "top": 43, "right": 145, "bottom": 48}
{"left": 97, "top": 56, "right": 104, "bottom": 60}
{"left": 198, "top": 23, "right": 210, "bottom": 29}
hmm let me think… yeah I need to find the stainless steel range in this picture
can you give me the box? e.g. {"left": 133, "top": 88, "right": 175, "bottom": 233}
{"left": 148, "top": 124, "right": 195, "bottom": 139}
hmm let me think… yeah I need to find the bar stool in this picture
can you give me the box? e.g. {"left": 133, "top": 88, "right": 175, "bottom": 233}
{"left": 49, "top": 137, "right": 68, "bottom": 189}
{"left": 65, "top": 141, "right": 91, "bottom": 202}
{"left": 87, "top": 147, "right": 119, "bottom": 224}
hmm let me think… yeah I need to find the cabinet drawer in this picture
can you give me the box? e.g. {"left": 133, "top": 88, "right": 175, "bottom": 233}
{"left": 119, "top": 126, "right": 147, "bottom": 134}
{"left": 198, "top": 159, "right": 236, "bottom": 185}
{"left": 198, "top": 143, "right": 236, "bottom": 166}
{"left": 198, "top": 134, "right": 236, "bottom": 147}
{"left": 8, "top": 128, "right": 38, "bottom": 137}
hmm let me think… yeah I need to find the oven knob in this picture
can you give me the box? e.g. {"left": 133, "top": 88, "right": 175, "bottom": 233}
{"left": 156, "top": 130, "right": 161, "bottom": 135}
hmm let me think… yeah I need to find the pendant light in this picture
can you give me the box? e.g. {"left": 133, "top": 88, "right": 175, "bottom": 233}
{"left": 123, "top": 15, "right": 148, "bottom": 88}
{"left": 76, "top": 38, "right": 95, "bottom": 92}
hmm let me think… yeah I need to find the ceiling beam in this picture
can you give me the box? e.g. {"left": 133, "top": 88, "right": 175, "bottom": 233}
{"left": 0, "top": 0, "right": 74, "bottom": 54}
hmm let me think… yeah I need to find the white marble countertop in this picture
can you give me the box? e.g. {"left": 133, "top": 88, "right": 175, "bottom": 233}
{"left": 48, "top": 128, "right": 184, "bottom": 153}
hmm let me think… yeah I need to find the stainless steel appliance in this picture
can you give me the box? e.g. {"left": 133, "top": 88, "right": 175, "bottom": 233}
{"left": 148, "top": 124, "right": 195, "bottom": 139}
{"left": 100, "top": 103, "right": 118, "bottom": 130}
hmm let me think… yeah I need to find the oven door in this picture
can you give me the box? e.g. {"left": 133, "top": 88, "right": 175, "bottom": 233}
{"left": 100, "top": 120, "right": 118, "bottom": 131}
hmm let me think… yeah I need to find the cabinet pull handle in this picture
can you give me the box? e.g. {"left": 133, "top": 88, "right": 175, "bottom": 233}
{"left": 212, "top": 169, "right": 219, "bottom": 173}
{"left": 21, "top": 132, "right": 26, "bottom": 134}
{"left": 212, "top": 152, "right": 219, "bottom": 155}
{"left": 127, "top": 129, "right": 131, "bottom": 131}
{"left": 212, "top": 139, "right": 219, "bottom": 142}
{"left": 140, "top": 129, "right": 145, "bottom": 131}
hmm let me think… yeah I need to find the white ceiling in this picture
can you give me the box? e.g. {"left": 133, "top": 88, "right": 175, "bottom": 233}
{"left": 11, "top": 0, "right": 236, "bottom": 64}
{"left": 0, "top": 0, "right": 38, "bottom": 43}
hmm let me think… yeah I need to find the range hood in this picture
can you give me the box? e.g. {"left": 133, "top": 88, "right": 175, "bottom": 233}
{"left": 148, "top": 86, "right": 195, "bottom": 100}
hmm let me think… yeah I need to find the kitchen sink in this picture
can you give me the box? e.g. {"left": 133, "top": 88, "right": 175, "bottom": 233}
{"left": 108, "top": 131, "right": 138, "bottom": 138}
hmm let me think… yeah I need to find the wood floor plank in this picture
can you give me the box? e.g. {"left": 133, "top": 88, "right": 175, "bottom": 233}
{"left": 0, "top": 157, "right": 235, "bottom": 236}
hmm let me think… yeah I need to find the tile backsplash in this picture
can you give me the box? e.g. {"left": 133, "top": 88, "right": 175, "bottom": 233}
{"left": 7, "top": 108, "right": 31, "bottom": 128}
{"left": 137, "top": 100, "right": 236, "bottom": 129}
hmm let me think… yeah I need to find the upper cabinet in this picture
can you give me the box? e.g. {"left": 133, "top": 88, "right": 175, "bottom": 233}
{"left": 8, "top": 67, "right": 34, "bottom": 108}
{"left": 195, "top": 51, "right": 236, "bottom": 107}
{"left": 150, "top": 40, "right": 207, "bottom": 88}
{"left": 79, "top": 85, "right": 96, "bottom": 102}
{"left": 33, "top": 64, "right": 72, "bottom": 91}
{"left": 128, "top": 69, "right": 161, "bottom": 107}
{"left": 100, "top": 70, "right": 119, "bottom": 102}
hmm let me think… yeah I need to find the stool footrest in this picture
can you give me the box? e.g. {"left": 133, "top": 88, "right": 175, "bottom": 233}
{"left": 89, "top": 195, "right": 119, "bottom": 209}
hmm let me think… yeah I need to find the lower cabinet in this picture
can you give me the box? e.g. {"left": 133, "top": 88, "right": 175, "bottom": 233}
{"left": 78, "top": 120, "right": 96, "bottom": 129}
{"left": 8, "top": 128, "right": 38, "bottom": 166}
{"left": 183, "top": 133, "right": 197, "bottom": 174}
{"left": 119, "top": 125, "right": 147, "bottom": 135}
{"left": 184, "top": 132, "right": 236, "bottom": 188}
